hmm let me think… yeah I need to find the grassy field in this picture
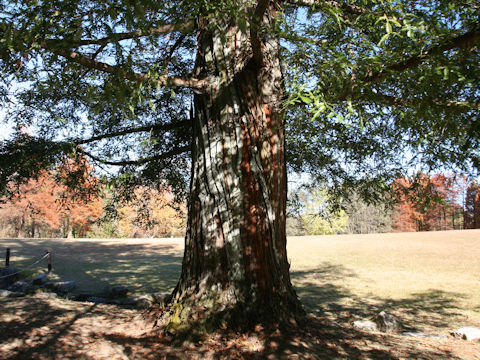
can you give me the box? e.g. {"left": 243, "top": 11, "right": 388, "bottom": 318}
{"left": 0, "top": 238, "right": 185, "bottom": 295}
{"left": 2, "top": 229, "right": 480, "bottom": 334}
{"left": 288, "top": 230, "right": 480, "bottom": 334}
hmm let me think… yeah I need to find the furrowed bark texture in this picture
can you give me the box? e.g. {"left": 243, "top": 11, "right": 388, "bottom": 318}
{"left": 164, "top": 2, "right": 304, "bottom": 330}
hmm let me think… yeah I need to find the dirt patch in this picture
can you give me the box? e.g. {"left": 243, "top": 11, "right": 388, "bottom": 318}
{"left": 1, "top": 295, "right": 480, "bottom": 359}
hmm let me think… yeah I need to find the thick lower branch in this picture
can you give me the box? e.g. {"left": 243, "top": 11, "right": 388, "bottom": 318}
{"left": 0, "top": 23, "right": 209, "bottom": 92}
{"left": 77, "top": 146, "right": 190, "bottom": 166}
{"left": 49, "top": 46, "right": 208, "bottom": 91}
{"left": 75, "top": 120, "right": 192, "bottom": 145}
{"left": 46, "top": 20, "right": 195, "bottom": 48}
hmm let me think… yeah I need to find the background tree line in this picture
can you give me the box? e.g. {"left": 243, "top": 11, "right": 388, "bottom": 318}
{"left": 287, "top": 173, "right": 480, "bottom": 236}
{"left": 1, "top": 168, "right": 479, "bottom": 238}
{"left": 0, "top": 161, "right": 185, "bottom": 238}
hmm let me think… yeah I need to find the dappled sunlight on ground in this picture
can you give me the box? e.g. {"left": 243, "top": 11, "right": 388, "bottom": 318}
{"left": 1, "top": 232, "right": 480, "bottom": 358}
{"left": 1, "top": 238, "right": 184, "bottom": 294}
{"left": 1, "top": 296, "right": 479, "bottom": 359}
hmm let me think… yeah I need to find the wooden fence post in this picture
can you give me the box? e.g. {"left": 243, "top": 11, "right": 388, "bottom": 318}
{"left": 45, "top": 250, "right": 52, "bottom": 273}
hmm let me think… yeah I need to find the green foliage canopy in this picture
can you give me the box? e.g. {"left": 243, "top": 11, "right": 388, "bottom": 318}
{"left": 0, "top": 0, "right": 478, "bottom": 200}
{"left": 283, "top": 1, "right": 480, "bottom": 202}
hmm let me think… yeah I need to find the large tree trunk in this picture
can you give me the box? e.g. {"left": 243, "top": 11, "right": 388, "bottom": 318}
{"left": 161, "top": 2, "right": 304, "bottom": 332}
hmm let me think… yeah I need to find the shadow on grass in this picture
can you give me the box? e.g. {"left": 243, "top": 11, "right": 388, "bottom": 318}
{"left": 291, "top": 263, "right": 358, "bottom": 315}
{"left": 0, "top": 239, "right": 184, "bottom": 294}
{"left": 291, "top": 262, "right": 467, "bottom": 331}
{"left": 0, "top": 259, "right": 473, "bottom": 360}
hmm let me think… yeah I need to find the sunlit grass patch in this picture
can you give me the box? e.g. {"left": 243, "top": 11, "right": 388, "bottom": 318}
{"left": 289, "top": 230, "right": 480, "bottom": 332}
{"left": 2, "top": 230, "right": 479, "bottom": 333}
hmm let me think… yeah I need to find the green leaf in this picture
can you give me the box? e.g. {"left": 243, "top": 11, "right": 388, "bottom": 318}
{"left": 148, "top": 100, "right": 156, "bottom": 112}
{"left": 378, "top": 33, "right": 390, "bottom": 46}
{"left": 390, "top": 17, "right": 401, "bottom": 28}
{"left": 299, "top": 94, "right": 311, "bottom": 104}
{"left": 386, "top": 21, "right": 392, "bottom": 34}
{"left": 443, "top": 67, "right": 449, "bottom": 80}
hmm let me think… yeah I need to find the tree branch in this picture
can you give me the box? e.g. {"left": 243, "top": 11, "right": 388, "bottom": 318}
{"left": 77, "top": 146, "right": 190, "bottom": 166}
{"left": 290, "top": 89, "right": 479, "bottom": 113}
{"left": 45, "top": 45, "right": 209, "bottom": 92}
{"left": 337, "top": 25, "right": 480, "bottom": 101}
{"left": 251, "top": 0, "right": 270, "bottom": 66}
{"left": 368, "top": 93, "right": 480, "bottom": 112}
{"left": 364, "top": 25, "right": 480, "bottom": 85}
{"left": 1, "top": 22, "right": 208, "bottom": 92}
{"left": 75, "top": 120, "right": 192, "bottom": 145}
{"left": 45, "top": 20, "right": 195, "bottom": 48}
{"left": 286, "top": 0, "right": 367, "bottom": 15}
{"left": 280, "top": 32, "right": 329, "bottom": 45}
{"left": 163, "top": 33, "right": 188, "bottom": 72}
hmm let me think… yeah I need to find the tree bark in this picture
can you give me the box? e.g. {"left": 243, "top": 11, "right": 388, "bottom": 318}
{"left": 31, "top": 219, "right": 35, "bottom": 238}
{"left": 161, "top": 2, "right": 304, "bottom": 331}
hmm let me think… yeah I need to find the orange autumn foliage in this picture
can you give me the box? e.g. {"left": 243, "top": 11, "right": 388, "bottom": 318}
{"left": 392, "top": 173, "right": 461, "bottom": 232}
{"left": 391, "top": 177, "right": 418, "bottom": 233}
{"left": 464, "top": 180, "right": 480, "bottom": 229}
{"left": 0, "top": 165, "right": 102, "bottom": 238}
{"left": 117, "top": 186, "right": 185, "bottom": 238}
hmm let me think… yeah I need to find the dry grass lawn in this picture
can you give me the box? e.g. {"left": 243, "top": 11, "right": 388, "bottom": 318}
{"left": 1, "top": 230, "right": 480, "bottom": 359}
{"left": 288, "top": 230, "right": 480, "bottom": 335}
{"left": 0, "top": 238, "right": 185, "bottom": 295}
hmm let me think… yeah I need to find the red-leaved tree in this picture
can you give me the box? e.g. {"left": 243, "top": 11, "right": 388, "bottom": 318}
{"left": 392, "top": 173, "right": 460, "bottom": 232}
{"left": 464, "top": 181, "right": 480, "bottom": 229}
{"left": 0, "top": 158, "right": 102, "bottom": 238}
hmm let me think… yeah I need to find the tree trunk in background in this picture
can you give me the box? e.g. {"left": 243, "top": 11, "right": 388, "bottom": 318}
{"left": 163, "top": 2, "right": 304, "bottom": 331}
{"left": 30, "top": 219, "right": 35, "bottom": 238}
{"left": 15, "top": 217, "right": 25, "bottom": 238}
{"left": 65, "top": 217, "right": 73, "bottom": 238}
{"left": 464, "top": 181, "right": 480, "bottom": 229}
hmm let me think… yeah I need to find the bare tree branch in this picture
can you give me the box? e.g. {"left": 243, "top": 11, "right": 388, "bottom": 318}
{"left": 75, "top": 120, "right": 192, "bottom": 145}
{"left": 77, "top": 145, "right": 190, "bottom": 166}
